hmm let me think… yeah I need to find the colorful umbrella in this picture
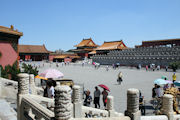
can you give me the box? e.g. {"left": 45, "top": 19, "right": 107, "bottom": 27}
{"left": 165, "top": 80, "right": 173, "bottom": 84}
{"left": 35, "top": 75, "right": 48, "bottom": 80}
{"left": 174, "top": 81, "right": 180, "bottom": 86}
{"left": 39, "top": 69, "right": 64, "bottom": 79}
{"left": 154, "top": 78, "right": 167, "bottom": 85}
{"left": 161, "top": 76, "right": 168, "bottom": 80}
{"left": 98, "top": 84, "right": 110, "bottom": 92}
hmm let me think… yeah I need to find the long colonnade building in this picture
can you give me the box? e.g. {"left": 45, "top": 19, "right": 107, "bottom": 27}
{"left": 91, "top": 38, "right": 180, "bottom": 66}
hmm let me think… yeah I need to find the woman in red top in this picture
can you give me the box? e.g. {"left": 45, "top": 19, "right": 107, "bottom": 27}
{"left": 102, "top": 88, "right": 108, "bottom": 108}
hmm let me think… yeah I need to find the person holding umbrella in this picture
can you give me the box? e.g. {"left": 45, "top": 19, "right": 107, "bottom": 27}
{"left": 102, "top": 88, "right": 108, "bottom": 108}
{"left": 46, "top": 80, "right": 55, "bottom": 99}
{"left": 98, "top": 84, "right": 110, "bottom": 109}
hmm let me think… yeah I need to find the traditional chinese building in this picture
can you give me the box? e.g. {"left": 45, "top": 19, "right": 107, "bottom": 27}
{"left": 52, "top": 53, "right": 80, "bottom": 62}
{"left": 135, "top": 38, "right": 180, "bottom": 48}
{"left": 19, "top": 45, "right": 49, "bottom": 61}
{"left": 69, "top": 38, "right": 98, "bottom": 58}
{"left": 95, "top": 40, "right": 127, "bottom": 54}
{"left": 0, "top": 25, "right": 23, "bottom": 68}
{"left": 92, "top": 39, "right": 180, "bottom": 66}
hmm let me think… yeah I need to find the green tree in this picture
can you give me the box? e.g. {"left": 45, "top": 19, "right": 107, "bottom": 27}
{"left": 22, "top": 63, "right": 38, "bottom": 76}
{"left": 0, "top": 61, "right": 21, "bottom": 81}
{"left": 1, "top": 65, "right": 11, "bottom": 79}
{"left": 9, "top": 61, "right": 21, "bottom": 80}
{"left": 169, "top": 61, "right": 180, "bottom": 72}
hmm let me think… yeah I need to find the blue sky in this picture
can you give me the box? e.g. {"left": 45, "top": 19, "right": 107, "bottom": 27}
{"left": 1, "top": 0, "right": 180, "bottom": 51}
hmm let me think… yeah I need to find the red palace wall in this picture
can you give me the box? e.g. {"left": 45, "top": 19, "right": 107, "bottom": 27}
{"left": 49, "top": 55, "right": 55, "bottom": 61}
{"left": 0, "top": 43, "right": 18, "bottom": 68}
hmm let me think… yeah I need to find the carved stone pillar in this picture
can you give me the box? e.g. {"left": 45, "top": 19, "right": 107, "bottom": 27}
{"left": 107, "top": 96, "right": 115, "bottom": 117}
{"left": 17, "top": 73, "right": 29, "bottom": 120}
{"left": 29, "top": 74, "right": 37, "bottom": 95}
{"left": 54, "top": 85, "right": 72, "bottom": 120}
{"left": 162, "top": 94, "right": 174, "bottom": 120}
{"left": 72, "top": 85, "right": 82, "bottom": 118}
{"left": 125, "top": 88, "right": 141, "bottom": 120}
{"left": 18, "top": 73, "right": 29, "bottom": 95}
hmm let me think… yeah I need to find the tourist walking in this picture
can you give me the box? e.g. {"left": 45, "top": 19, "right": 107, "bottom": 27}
{"left": 172, "top": 73, "right": 177, "bottom": 83}
{"left": 145, "top": 65, "right": 148, "bottom": 71}
{"left": 106, "top": 65, "right": 109, "bottom": 71}
{"left": 84, "top": 90, "right": 92, "bottom": 107}
{"left": 117, "top": 71, "right": 123, "bottom": 85}
{"left": 102, "top": 88, "right": 108, "bottom": 108}
{"left": 157, "top": 65, "right": 160, "bottom": 70}
{"left": 165, "top": 66, "right": 168, "bottom": 72}
{"left": 94, "top": 86, "right": 101, "bottom": 108}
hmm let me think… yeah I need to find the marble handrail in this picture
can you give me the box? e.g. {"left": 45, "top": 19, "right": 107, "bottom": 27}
{"left": 0, "top": 77, "right": 18, "bottom": 86}
{"left": 73, "top": 117, "right": 130, "bottom": 120}
{"left": 28, "top": 94, "right": 54, "bottom": 109}
{"left": 21, "top": 95, "right": 54, "bottom": 120}
{"left": 82, "top": 106, "right": 109, "bottom": 117}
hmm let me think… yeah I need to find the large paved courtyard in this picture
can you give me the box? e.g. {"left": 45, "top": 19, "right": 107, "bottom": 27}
{"left": 32, "top": 62, "right": 180, "bottom": 113}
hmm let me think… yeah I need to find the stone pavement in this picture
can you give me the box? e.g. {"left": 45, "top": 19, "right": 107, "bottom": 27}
{"left": 0, "top": 99, "right": 17, "bottom": 120}
{"left": 30, "top": 62, "right": 179, "bottom": 114}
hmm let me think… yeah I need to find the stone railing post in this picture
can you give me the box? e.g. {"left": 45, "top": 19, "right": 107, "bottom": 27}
{"left": 29, "top": 74, "right": 37, "bottom": 95}
{"left": 161, "top": 94, "right": 174, "bottom": 120}
{"left": 54, "top": 85, "right": 72, "bottom": 120}
{"left": 125, "top": 88, "right": 141, "bottom": 120}
{"left": 72, "top": 85, "right": 82, "bottom": 118}
{"left": 17, "top": 73, "right": 29, "bottom": 120}
{"left": 0, "top": 80, "right": 2, "bottom": 97}
{"left": 107, "top": 96, "right": 116, "bottom": 117}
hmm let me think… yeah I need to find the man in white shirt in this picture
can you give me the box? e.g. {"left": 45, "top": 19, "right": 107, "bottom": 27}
{"left": 47, "top": 81, "right": 55, "bottom": 99}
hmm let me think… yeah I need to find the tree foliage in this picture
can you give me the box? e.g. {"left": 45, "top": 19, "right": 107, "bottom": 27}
{"left": 22, "top": 63, "right": 39, "bottom": 76}
{"left": 0, "top": 61, "right": 20, "bottom": 81}
{"left": 169, "top": 61, "right": 180, "bottom": 72}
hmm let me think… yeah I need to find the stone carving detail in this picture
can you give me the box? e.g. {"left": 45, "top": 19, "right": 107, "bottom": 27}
{"left": 54, "top": 85, "right": 72, "bottom": 120}
{"left": 126, "top": 88, "right": 139, "bottom": 113}
{"left": 107, "top": 96, "right": 114, "bottom": 111}
{"left": 162, "top": 94, "right": 173, "bottom": 113}
{"left": 125, "top": 88, "right": 141, "bottom": 120}
{"left": 29, "top": 74, "right": 37, "bottom": 94}
{"left": 18, "top": 73, "right": 29, "bottom": 94}
{"left": 72, "top": 85, "right": 81, "bottom": 103}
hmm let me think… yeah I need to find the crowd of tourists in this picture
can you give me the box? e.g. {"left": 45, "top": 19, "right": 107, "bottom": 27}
{"left": 84, "top": 86, "right": 109, "bottom": 109}
{"left": 40, "top": 79, "right": 110, "bottom": 110}
{"left": 152, "top": 73, "right": 180, "bottom": 114}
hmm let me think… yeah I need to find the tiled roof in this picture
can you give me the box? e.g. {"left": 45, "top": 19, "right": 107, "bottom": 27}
{"left": 96, "top": 40, "right": 127, "bottom": 50}
{"left": 19, "top": 45, "right": 49, "bottom": 53}
{"left": 74, "top": 38, "right": 98, "bottom": 47}
{"left": 0, "top": 25, "right": 23, "bottom": 36}
{"left": 143, "top": 38, "right": 180, "bottom": 43}
{"left": 54, "top": 54, "right": 80, "bottom": 59}
{"left": 88, "top": 50, "right": 96, "bottom": 54}
{"left": 69, "top": 48, "right": 94, "bottom": 52}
